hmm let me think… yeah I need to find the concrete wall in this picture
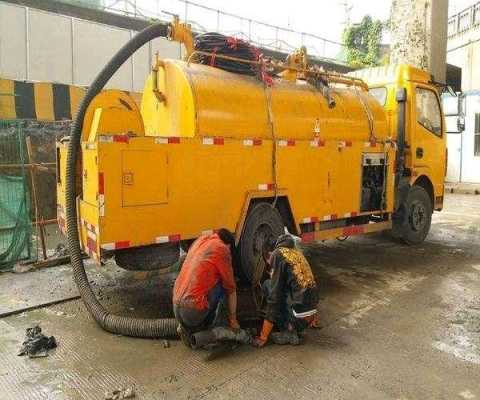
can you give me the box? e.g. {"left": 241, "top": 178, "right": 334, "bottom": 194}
{"left": 0, "top": 2, "right": 181, "bottom": 91}
{"left": 390, "top": 0, "right": 448, "bottom": 82}
{"left": 444, "top": 93, "right": 480, "bottom": 184}
{"left": 448, "top": 43, "right": 480, "bottom": 91}
{"left": 447, "top": 2, "right": 480, "bottom": 91}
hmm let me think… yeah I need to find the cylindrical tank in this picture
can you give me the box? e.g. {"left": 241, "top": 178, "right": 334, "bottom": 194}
{"left": 141, "top": 60, "right": 388, "bottom": 142}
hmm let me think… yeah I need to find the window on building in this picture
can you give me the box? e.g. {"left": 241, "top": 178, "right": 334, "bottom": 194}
{"left": 416, "top": 87, "right": 442, "bottom": 137}
{"left": 475, "top": 113, "right": 480, "bottom": 157}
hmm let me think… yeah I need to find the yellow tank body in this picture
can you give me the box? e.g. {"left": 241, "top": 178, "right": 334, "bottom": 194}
{"left": 56, "top": 59, "right": 444, "bottom": 267}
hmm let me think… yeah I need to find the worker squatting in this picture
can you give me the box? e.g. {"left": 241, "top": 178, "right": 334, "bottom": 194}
{"left": 173, "top": 229, "right": 319, "bottom": 349}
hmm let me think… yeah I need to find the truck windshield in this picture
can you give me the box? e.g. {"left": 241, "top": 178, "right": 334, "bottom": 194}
{"left": 416, "top": 87, "right": 442, "bottom": 136}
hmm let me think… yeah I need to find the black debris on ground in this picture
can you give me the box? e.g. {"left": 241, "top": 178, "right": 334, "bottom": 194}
{"left": 17, "top": 325, "right": 57, "bottom": 358}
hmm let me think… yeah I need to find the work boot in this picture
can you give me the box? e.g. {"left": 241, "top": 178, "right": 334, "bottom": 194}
{"left": 177, "top": 324, "right": 194, "bottom": 348}
{"left": 270, "top": 330, "right": 301, "bottom": 345}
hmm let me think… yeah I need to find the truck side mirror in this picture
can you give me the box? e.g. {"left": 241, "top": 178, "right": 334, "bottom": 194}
{"left": 457, "top": 116, "right": 465, "bottom": 132}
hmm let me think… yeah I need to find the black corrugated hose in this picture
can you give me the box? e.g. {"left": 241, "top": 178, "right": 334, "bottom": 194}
{"left": 194, "top": 32, "right": 259, "bottom": 75}
{"left": 66, "top": 23, "right": 178, "bottom": 338}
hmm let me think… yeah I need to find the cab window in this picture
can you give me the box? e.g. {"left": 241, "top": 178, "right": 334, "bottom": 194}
{"left": 416, "top": 87, "right": 442, "bottom": 137}
{"left": 369, "top": 87, "right": 387, "bottom": 106}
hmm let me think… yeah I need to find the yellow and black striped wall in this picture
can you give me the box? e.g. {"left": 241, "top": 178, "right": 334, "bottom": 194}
{"left": 0, "top": 78, "right": 141, "bottom": 121}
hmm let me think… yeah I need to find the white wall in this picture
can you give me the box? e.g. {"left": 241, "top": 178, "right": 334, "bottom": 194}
{"left": 447, "top": 3, "right": 480, "bottom": 91}
{"left": 29, "top": 9, "right": 73, "bottom": 83}
{"left": 444, "top": 93, "right": 480, "bottom": 184}
{"left": 0, "top": 2, "right": 27, "bottom": 79}
{"left": 0, "top": 2, "right": 182, "bottom": 91}
{"left": 461, "top": 94, "right": 480, "bottom": 183}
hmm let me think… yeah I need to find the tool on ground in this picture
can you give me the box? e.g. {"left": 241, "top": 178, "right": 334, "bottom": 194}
{"left": 18, "top": 325, "right": 57, "bottom": 358}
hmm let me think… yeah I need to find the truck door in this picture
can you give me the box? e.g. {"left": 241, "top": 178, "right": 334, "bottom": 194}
{"left": 411, "top": 85, "right": 446, "bottom": 197}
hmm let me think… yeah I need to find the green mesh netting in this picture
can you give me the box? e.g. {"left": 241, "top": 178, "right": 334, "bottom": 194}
{"left": 0, "top": 121, "right": 35, "bottom": 270}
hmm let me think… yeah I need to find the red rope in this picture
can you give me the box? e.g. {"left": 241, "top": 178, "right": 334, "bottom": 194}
{"left": 210, "top": 47, "right": 218, "bottom": 66}
{"left": 226, "top": 36, "right": 239, "bottom": 50}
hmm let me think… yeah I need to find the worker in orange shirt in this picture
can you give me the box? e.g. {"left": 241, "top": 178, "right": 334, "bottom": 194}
{"left": 173, "top": 229, "right": 241, "bottom": 347}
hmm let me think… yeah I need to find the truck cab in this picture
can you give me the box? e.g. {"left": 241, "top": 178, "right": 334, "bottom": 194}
{"left": 350, "top": 65, "right": 447, "bottom": 213}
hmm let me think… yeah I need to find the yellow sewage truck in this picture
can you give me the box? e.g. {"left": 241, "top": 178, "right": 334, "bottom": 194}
{"left": 57, "top": 20, "right": 446, "bottom": 337}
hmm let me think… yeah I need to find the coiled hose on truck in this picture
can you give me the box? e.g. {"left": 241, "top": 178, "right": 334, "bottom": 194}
{"left": 66, "top": 23, "right": 178, "bottom": 338}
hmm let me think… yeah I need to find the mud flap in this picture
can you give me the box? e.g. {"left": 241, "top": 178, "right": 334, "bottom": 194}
{"left": 392, "top": 181, "right": 411, "bottom": 238}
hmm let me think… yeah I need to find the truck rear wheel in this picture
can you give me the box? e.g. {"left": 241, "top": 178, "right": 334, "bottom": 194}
{"left": 394, "top": 186, "right": 432, "bottom": 245}
{"left": 239, "top": 203, "right": 284, "bottom": 283}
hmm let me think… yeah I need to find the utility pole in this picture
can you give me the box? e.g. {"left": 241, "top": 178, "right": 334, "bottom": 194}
{"left": 390, "top": 0, "right": 449, "bottom": 82}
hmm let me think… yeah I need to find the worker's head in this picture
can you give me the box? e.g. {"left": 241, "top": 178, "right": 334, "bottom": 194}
{"left": 274, "top": 234, "right": 295, "bottom": 249}
{"left": 217, "top": 228, "right": 236, "bottom": 253}
{"left": 263, "top": 234, "right": 295, "bottom": 266}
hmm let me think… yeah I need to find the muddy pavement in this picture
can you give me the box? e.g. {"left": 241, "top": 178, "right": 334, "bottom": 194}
{"left": 0, "top": 193, "right": 479, "bottom": 399}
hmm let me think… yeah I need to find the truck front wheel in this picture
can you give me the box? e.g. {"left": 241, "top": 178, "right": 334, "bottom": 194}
{"left": 394, "top": 186, "right": 432, "bottom": 245}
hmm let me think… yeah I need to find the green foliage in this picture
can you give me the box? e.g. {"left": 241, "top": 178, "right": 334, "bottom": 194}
{"left": 342, "top": 15, "right": 383, "bottom": 68}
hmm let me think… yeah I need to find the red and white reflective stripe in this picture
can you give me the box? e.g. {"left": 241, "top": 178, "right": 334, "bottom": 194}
{"left": 99, "top": 136, "right": 113, "bottom": 143}
{"left": 98, "top": 194, "right": 105, "bottom": 217}
{"left": 338, "top": 140, "right": 353, "bottom": 148}
{"left": 202, "top": 137, "right": 224, "bottom": 145}
{"left": 364, "top": 141, "right": 377, "bottom": 148}
{"left": 343, "top": 211, "right": 358, "bottom": 218}
{"left": 101, "top": 241, "right": 130, "bottom": 251}
{"left": 302, "top": 217, "right": 319, "bottom": 224}
{"left": 258, "top": 183, "right": 275, "bottom": 191}
{"left": 81, "top": 218, "right": 99, "bottom": 235}
{"left": 243, "top": 138, "right": 262, "bottom": 146}
{"left": 301, "top": 232, "right": 315, "bottom": 243}
{"left": 155, "top": 234, "right": 181, "bottom": 244}
{"left": 310, "top": 139, "right": 326, "bottom": 147}
{"left": 98, "top": 172, "right": 105, "bottom": 216}
{"left": 155, "top": 137, "right": 180, "bottom": 144}
{"left": 98, "top": 173, "right": 105, "bottom": 195}
{"left": 278, "top": 139, "right": 295, "bottom": 147}
{"left": 86, "top": 236, "right": 97, "bottom": 253}
{"left": 323, "top": 214, "right": 338, "bottom": 221}
{"left": 99, "top": 135, "right": 130, "bottom": 143}
{"left": 343, "top": 225, "right": 364, "bottom": 236}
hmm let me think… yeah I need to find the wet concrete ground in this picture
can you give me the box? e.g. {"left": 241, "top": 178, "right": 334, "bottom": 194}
{"left": 1, "top": 193, "right": 479, "bottom": 399}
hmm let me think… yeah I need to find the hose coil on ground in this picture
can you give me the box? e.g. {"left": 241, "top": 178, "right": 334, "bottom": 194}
{"left": 66, "top": 23, "right": 178, "bottom": 338}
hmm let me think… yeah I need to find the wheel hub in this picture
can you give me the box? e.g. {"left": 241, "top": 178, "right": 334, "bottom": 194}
{"left": 410, "top": 200, "right": 427, "bottom": 232}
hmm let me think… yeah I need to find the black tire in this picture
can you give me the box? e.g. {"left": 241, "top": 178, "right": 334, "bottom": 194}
{"left": 115, "top": 243, "right": 179, "bottom": 271}
{"left": 239, "top": 203, "right": 284, "bottom": 283}
{"left": 393, "top": 186, "right": 432, "bottom": 245}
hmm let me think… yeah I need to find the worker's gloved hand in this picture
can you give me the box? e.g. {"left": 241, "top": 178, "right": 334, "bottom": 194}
{"left": 228, "top": 316, "right": 240, "bottom": 331}
{"left": 252, "top": 319, "right": 273, "bottom": 348}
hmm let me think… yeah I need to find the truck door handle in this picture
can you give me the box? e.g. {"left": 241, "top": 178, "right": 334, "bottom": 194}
{"left": 416, "top": 147, "right": 424, "bottom": 158}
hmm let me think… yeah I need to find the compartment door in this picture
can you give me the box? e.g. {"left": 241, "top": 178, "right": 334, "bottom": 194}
{"left": 121, "top": 150, "right": 168, "bottom": 207}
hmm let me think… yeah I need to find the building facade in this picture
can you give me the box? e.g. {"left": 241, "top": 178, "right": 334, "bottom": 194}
{"left": 445, "top": 1, "right": 480, "bottom": 184}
